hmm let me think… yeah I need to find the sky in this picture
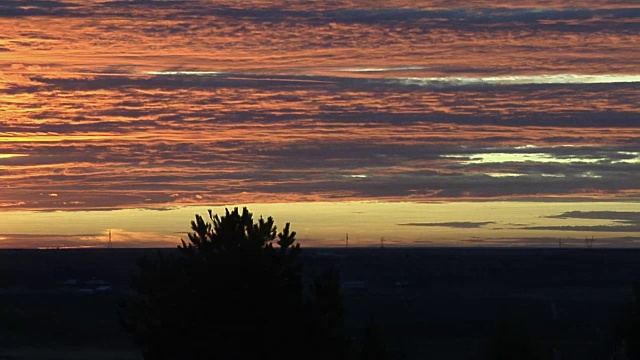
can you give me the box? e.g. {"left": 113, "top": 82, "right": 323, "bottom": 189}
{"left": 0, "top": 0, "right": 638, "bottom": 248}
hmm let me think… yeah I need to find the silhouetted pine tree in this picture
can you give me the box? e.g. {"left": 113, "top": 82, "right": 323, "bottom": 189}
{"left": 121, "top": 207, "right": 353, "bottom": 360}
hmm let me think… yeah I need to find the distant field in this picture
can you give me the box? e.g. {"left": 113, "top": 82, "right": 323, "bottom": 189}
{"left": 1, "top": 248, "right": 639, "bottom": 360}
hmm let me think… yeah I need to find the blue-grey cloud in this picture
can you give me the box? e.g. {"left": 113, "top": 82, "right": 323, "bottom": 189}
{"left": 0, "top": 0, "right": 77, "bottom": 17}
{"left": 322, "top": 7, "right": 640, "bottom": 27}
{"left": 546, "top": 211, "right": 640, "bottom": 222}
{"left": 519, "top": 211, "right": 640, "bottom": 233}
{"left": 521, "top": 225, "right": 640, "bottom": 232}
{"left": 398, "top": 221, "right": 495, "bottom": 228}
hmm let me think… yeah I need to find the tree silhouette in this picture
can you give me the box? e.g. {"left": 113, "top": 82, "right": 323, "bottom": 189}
{"left": 611, "top": 281, "right": 640, "bottom": 359}
{"left": 120, "top": 207, "right": 350, "bottom": 360}
{"left": 306, "top": 267, "right": 352, "bottom": 360}
{"left": 359, "top": 318, "right": 390, "bottom": 360}
{"left": 483, "top": 319, "right": 541, "bottom": 360}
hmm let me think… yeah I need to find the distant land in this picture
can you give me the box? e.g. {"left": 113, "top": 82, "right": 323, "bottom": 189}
{"left": 1, "top": 247, "right": 639, "bottom": 359}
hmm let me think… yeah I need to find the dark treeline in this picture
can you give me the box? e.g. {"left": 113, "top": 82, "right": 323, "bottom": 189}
{"left": 0, "top": 210, "right": 640, "bottom": 359}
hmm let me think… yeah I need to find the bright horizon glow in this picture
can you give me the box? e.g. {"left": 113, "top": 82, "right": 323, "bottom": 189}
{"left": 0, "top": 201, "right": 638, "bottom": 249}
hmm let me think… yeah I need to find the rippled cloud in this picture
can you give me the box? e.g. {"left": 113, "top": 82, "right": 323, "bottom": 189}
{"left": 2, "top": 1, "right": 638, "bottom": 76}
{"left": 0, "top": 0, "right": 637, "bottom": 250}
{"left": 0, "top": 72, "right": 638, "bottom": 212}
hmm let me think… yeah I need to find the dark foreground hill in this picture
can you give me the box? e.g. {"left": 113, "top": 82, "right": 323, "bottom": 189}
{"left": 0, "top": 247, "right": 639, "bottom": 359}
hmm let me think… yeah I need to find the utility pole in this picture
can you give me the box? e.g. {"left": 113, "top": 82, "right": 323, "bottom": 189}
{"left": 585, "top": 236, "right": 594, "bottom": 248}
{"left": 108, "top": 229, "right": 113, "bottom": 249}
{"left": 345, "top": 233, "right": 349, "bottom": 248}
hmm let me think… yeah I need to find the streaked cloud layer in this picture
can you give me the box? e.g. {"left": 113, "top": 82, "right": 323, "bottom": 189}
{"left": 0, "top": 0, "right": 637, "bottom": 246}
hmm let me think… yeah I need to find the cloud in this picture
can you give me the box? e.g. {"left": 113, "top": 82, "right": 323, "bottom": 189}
{"left": 0, "top": 233, "right": 103, "bottom": 249}
{"left": 0, "top": 201, "right": 26, "bottom": 208}
{"left": 519, "top": 210, "right": 640, "bottom": 233}
{"left": 545, "top": 211, "right": 640, "bottom": 222}
{"left": 156, "top": 6, "right": 640, "bottom": 28}
{"left": 23, "top": 74, "right": 639, "bottom": 128}
{"left": 0, "top": 229, "right": 179, "bottom": 249}
{"left": 324, "top": 8, "right": 640, "bottom": 25}
{"left": 0, "top": 0, "right": 637, "bottom": 211}
{"left": 0, "top": 0, "right": 78, "bottom": 17}
{"left": 5, "top": 1, "right": 637, "bottom": 27}
{"left": 388, "top": 74, "right": 640, "bottom": 88}
{"left": 398, "top": 221, "right": 495, "bottom": 228}
{"left": 0, "top": 72, "right": 47, "bottom": 90}
{"left": 521, "top": 225, "right": 640, "bottom": 232}
{"left": 1, "top": 130, "right": 638, "bottom": 210}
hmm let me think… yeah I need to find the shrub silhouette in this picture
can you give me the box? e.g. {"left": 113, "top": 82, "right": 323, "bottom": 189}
{"left": 120, "top": 207, "right": 349, "bottom": 360}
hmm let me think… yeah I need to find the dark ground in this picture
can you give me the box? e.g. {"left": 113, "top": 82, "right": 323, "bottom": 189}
{"left": 0, "top": 247, "right": 639, "bottom": 359}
